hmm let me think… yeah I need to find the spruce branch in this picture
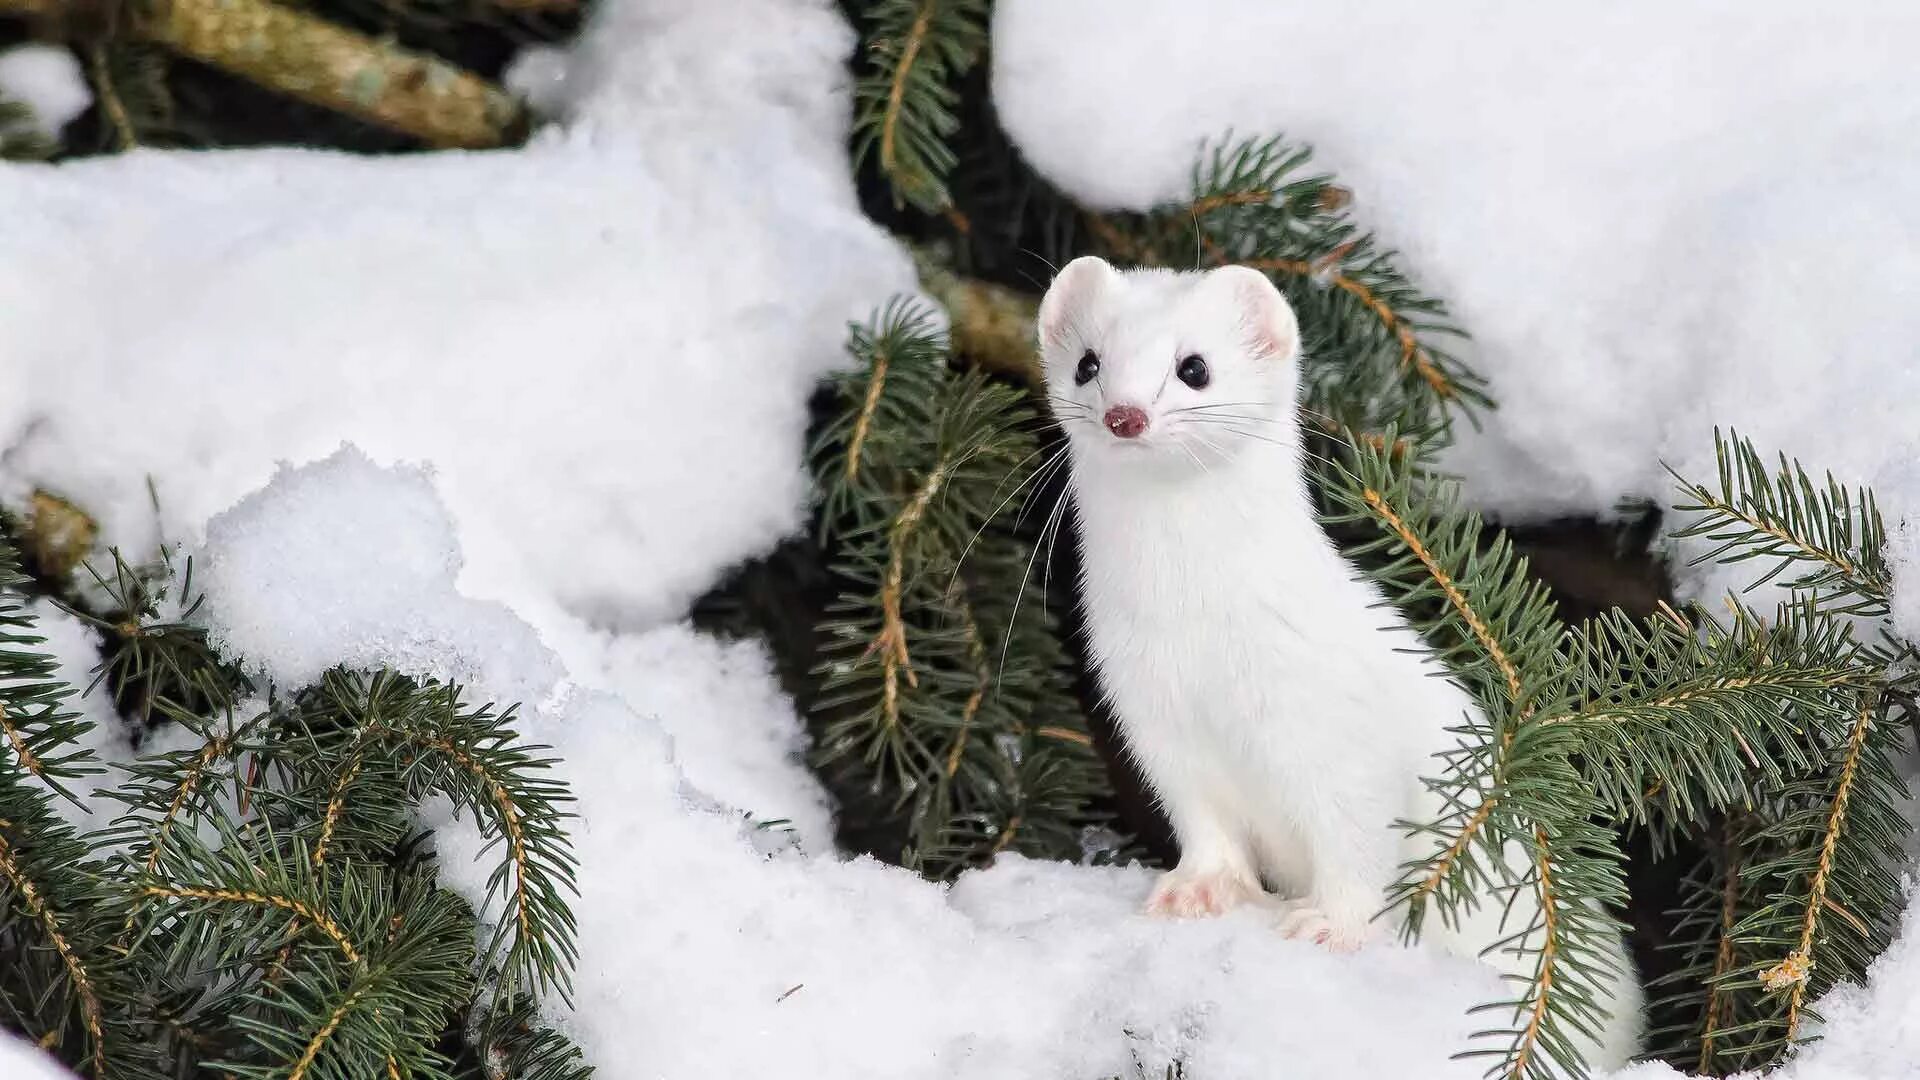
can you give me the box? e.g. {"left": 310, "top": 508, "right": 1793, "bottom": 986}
{"left": 1668, "top": 429, "right": 1892, "bottom": 616}
{"left": 812, "top": 301, "right": 1106, "bottom": 877}
{"left": 852, "top": 0, "right": 990, "bottom": 212}
{"left": 470, "top": 992, "right": 593, "bottom": 1080}
{"left": 1650, "top": 435, "right": 1914, "bottom": 1071}
{"left": 1559, "top": 603, "right": 1867, "bottom": 833}
{"left": 0, "top": 544, "right": 152, "bottom": 1078}
{"left": 0, "top": 817, "right": 108, "bottom": 1076}
{"left": 292, "top": 670, "right": 580, "bottom": 1003}
{"left": 1758, "top": 689, "right": 1876, "bottom": 1035}
{"left": 1325, "top": 434, "right": 1631, "bottom": 1079}
{"left": 1090, "top": 134, "right": 1488, "bottom": 455}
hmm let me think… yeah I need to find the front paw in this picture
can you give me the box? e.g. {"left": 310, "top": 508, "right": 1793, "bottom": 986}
{"left": 1276, "top": 900, "right": 1372, "bottom": 953}
{"left": 1145, "top": 865, "right": 1263, "bottom": 918}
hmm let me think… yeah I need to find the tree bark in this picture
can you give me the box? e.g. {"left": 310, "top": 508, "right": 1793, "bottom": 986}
{"left": 1, "top": 0, "right": 525, "bottom": 148}
{"left": 912, "top": 249, "right": 1044, "bottom": 385}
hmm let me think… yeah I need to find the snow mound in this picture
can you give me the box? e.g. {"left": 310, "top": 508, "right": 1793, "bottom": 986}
{"left": 565, "top": 620, "right": 836, "bottom": 850}
{"left": 991, "top": 1, "right": 1920, "bottom": 617}
{"left": 194, "top": 446, "right": 561, "bottom": 707}
{"left": 224, "top": 447, "right": 1507, "bottom": 1078}
{"left": 0, "top": 44, "right": 89, "bottom": 136}
{"left": 0, "top": 0, "right": 915, "bottom": 630}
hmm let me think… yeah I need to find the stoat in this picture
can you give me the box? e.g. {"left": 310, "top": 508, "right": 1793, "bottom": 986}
{"left": 1036, "top": 256, "right": 1643, "bottom": 1071}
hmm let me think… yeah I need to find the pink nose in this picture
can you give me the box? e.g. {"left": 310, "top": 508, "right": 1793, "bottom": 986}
{"left": 1103, "top": 405, "right": 1149, "bottom": 439}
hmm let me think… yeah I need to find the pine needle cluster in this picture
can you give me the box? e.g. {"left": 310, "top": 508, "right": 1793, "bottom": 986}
{"left": 0, "top": 540, "right": 588, "bottom": 1079}
{"left": 848, "top": 0, "right": 991, "bottom": 214}
{"left": 1647, "top": 433, "right": 1916, "bottom": 1075}
{"left": 810, "top": 300, "right": 1109, "bottom": 877}
{"left": 1085, "top": 134, "right": 1490, "bottom": 453}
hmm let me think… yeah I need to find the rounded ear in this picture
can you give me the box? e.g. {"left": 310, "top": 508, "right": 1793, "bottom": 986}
{"left": 1037, "top": 255, "right": 1117, "bottom": 348}
{"left": 1208, "top": 265, "right": 1299, "bottom": 362}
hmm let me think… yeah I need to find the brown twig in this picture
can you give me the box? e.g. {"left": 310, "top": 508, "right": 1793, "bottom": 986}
{"left": 10, "top": 0, "right": 529, "bottom": 148}
{"left": 1698, "top": 825, "right": 1744, "bottom": 1069}
{"left": 944, "top": 591, "right": 989, "bottom": 777}
{"left": 877, "top": 1, "right": 935, "bottom": 194}
{"left": 141, "top": 732, "right": 239, "bottom": 876}
{"left": 0, "top": 701, "right": 47, "bottom": 782}
{"left": 143, "top": 884, "right": 361, "bottom": 964}
{"left": 1362, "top": 488, "right": 1521, "bottom": 702}
{"left": 1507, "top": 827, "right": 1560, "bottom": 1080}
{"left": 872, "top": 461, "right": 950, "bottom": 727}
{"left": 366, "top": 722, "right": 535, "bottom": 947}
{"left": 0, "top": 822, "right": 107, "bottom": 1077}
{"left": 311, "top": 740, "right": 369, "bottom": 868}
{"left": 845, "top": 347, "right": 892, "bottom": 482}
{"left": 287, "top": 979, "right": 374, "bottom": 1080}
{"left": 1760, "top": 690, "right": 1878, "bottom": 1039}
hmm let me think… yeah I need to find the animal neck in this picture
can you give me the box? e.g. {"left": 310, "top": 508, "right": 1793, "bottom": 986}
{"left": 1071, "top": 431, "right": 1325, "bottom": 545}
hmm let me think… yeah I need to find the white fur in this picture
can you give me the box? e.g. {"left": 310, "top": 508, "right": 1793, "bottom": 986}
{"left": 1037, "top": 256, "right": 1644, "bottom": 1070}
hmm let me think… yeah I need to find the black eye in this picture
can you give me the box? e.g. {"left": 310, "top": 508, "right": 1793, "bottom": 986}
{"left": 1074, "top": 350, "right": 1101, "bottom": 386}
{"left": 1176, "top": 354, "right": 1210, "bottom": 389}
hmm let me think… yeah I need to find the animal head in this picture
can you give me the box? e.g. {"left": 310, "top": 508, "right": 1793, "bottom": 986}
{"left": 1036, "top": 256, "right": 1301, "bottom": 470}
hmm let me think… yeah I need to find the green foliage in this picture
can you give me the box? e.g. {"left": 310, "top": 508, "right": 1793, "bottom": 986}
{"left": 0, "top": 536, "right": 590, "bottom": 1078}
{"left": 1646, "top": 432, "right": 1915, "bottom": 1075}
{"left": 1, "top": 543, "right": 158, "bottom": 1077}
{"left": 1, "top": 92, "right": 57, "bottom": 160}
{"left": 850, "top": 0, "right": 991, "bottom": 213}
{"left": 1562, "top": 604, "right": 1861, "bottom": 840}
{"left": 1326, "top": 435, "right": 1632, "bottom": 1079}
{"left": 1670, "top": 429, "right": 1893, "bottom": 618}
{"left": 1091, "top": 134, "right": 1490, "bottom": 456}
{"left": 810, "top": 299, "right": 1108, "bottom": 877}
{"left": 1321, "top": 425, "right": 1913, "bottom": 1078}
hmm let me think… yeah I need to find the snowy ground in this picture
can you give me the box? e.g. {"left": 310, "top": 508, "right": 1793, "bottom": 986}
{"left": 5, "top": 1, "right": 1920, "bottom": 1077}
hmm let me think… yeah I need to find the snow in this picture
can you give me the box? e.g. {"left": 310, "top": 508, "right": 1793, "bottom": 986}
{"left": 0, "top": 44, "right": 89, "bottom": 137}
{"left": 3, "top": 0, "right": 1916, "bottom": 1076}
{"left": 224, "top": 451, "right": 1505, "bottom": 1078}
{"left": 1764, "top": 886, "right": 1920, "bottom": 1080}
{"left": 194, "top": 447, "right": 561, "bottom": 710}
{"left": 564, "top": 620, "right": 836, "bottom": 850}
{"left": 0, "top": 0, "right": 915, "bottom": 631}
{"left": 0, "top": 1029, "right": 73, "bottom": 1080}
{"left": 191, "top": 445, "right": 837, "bottom": 849}
{"left": 990, "top": 1, "right": 1920, "bottom": 621}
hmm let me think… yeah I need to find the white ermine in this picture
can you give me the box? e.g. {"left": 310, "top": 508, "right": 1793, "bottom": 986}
{"left": 1037, "top": 256, "right": 1643, "bottom": 1069}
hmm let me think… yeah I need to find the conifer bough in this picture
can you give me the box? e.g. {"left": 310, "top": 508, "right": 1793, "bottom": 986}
{"left": 0, "top": 538, "right": 589, "bottom": 1078}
